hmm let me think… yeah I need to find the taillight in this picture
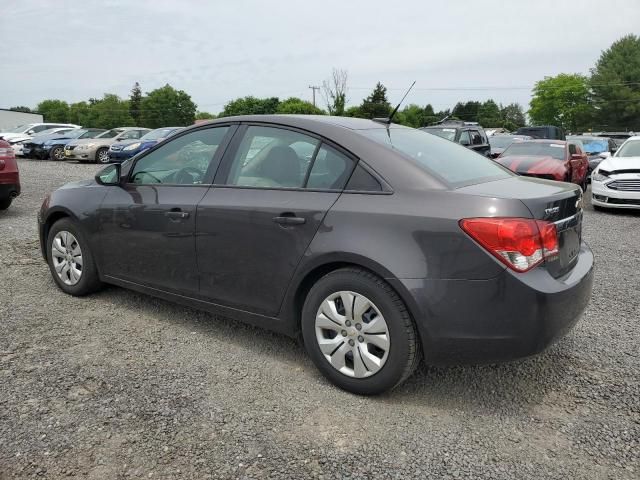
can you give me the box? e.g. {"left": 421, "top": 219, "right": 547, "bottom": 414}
{"left": 0, "top": 147, "right": 14, "bottom": 157}
{"left": 459, "top": 217, "right": 558, "bottom": 272}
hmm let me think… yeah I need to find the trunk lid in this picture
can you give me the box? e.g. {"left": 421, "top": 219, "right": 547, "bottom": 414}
{"left": 458, "top": 176, "right": 583, "bottom": 277}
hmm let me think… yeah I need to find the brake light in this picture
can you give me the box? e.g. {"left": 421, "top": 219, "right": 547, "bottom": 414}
{"left": 459, "top": 217, "right": 558, "bottom": 272}
{"left": 0, "top": 147, "right": 14, "bottom": 158}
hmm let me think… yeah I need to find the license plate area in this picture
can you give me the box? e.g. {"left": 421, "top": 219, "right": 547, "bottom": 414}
{"left": 548, "top": 212, "right": 582, "bottom": 277}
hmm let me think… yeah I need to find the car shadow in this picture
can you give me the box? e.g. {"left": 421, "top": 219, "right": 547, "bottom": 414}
{"left": 90, "top": 284, "right": 577, "bottom": 416}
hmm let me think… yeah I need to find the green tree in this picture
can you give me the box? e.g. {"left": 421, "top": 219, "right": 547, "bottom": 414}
{"left": 139, "top": 84, "right": 197, "bottom": 128}
{"left": 68, "top": 101, "right": 92, "bottom": 126}
{"left": 277, "top": 97, "right": 325, "bottom": 115}
{"left": 195, "top": 111, "right": 216, "bottom": 120}
{"left": 529, "top": 73, "right": 593, "bottom": 131}
{"left": 129, "top": 82, "right": 143, "bottom": 126}
{"left": 358, "top": 82, "right": 391, "bottom": 119}
{"left": 220, "top": 96, "right": 280, "bottom": 117}
{"left": 36, "top": 99, "right": 70, "bottom": 122}
{"left": 452, "top": 101, "right": 481, "bottom": 122}
{"left": 500, "top": 103, "right": 526, "bottom": 131}
{"left": 344, "top": 106, "right": 364, "bottom": 118}
{"left": 88, "top": 94, "right": 135, "bottom": 129}
{"left": 477, "top": 100, "right": 502, "bottom": 127}
{"left": 9, "top": 106, "right": 31, "bottom": 113}
{"left": 590, "top": 34, "right": 640, "bottom": 130}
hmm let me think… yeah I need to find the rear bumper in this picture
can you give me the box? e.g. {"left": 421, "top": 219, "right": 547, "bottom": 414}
{"left": 394, "top": 242, "right": 594, "bottom": 364}
{"left": 0, "top": 181, "right": 21, "bottom": 200}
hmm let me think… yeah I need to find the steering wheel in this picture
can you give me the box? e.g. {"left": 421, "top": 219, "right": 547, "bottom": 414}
{"left": 132, "top": 170, "right": 163, "bottom": 184}
{"left": 175, "top": 166, "right": 204, "bottom": 184}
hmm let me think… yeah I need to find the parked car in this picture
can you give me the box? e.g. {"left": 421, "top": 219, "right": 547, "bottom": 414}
{"left": 592, "top": 131, "right": 634, "bottom": 147}
{"left": 516, "top": 125, "right": 565, "bottom": 140}
{"left": 64, "top": 127, "right": 150, "bottom": 163}
{"left": 591, "top": 135, "right": 640, "bottom": 210}
{"left": 420, "top": 121, "right": 491, "bottom": 156}
{"left": 488, "top": 134, "right": 531, "bottom": 158}
{"left": 38, "top": 115, "right": 594, "bottom": 395}
{"left": 567, "top": 135, "right": 618, "bottom": 176}
{"left": 24, "top": 128, "right": 107, "bottom": 160}
{"left": 12, "top": 127, "right": 80, "bottom": 157}
{"left": 0, "top": 123, "right": 80, "bottom": 142}
{"left": 0, "top": 139, "right": 20, "bottom": 210}
{"left": 496, "top": 139, "right": 589, "bottom": 189}
{"left": 108, "top": 126, "right": 183, "bottom": 162}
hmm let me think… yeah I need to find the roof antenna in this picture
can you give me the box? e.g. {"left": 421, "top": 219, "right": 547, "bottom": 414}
{"left": 373, "top": 80, "right": 416, "bottom": 125}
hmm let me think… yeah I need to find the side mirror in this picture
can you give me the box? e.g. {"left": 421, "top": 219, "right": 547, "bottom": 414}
{"left": 598, "top": 151, "right": 611, "bottom": 159}
{"left": 95, "top": 163, "right": 121, "bottom": 186}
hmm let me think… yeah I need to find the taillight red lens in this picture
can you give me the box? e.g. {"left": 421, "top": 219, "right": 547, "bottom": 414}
{"left": 460, "top": 217, "right": 558, "bottom": 272}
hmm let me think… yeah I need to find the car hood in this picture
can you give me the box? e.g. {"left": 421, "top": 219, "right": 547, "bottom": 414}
{"left": 0, "top": 132, "right": 30, "bottom": 141}
{"left": 597, "top": 156, "right": 640, "bottom": 172}
{"left": 496, "top": 155, "right": 566, "bottom": 175}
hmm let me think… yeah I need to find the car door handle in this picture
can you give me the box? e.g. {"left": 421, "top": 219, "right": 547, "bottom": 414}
{"left": 165, "top": 210, "right": 190, "bottom": 220}
{"left": 272, "top": 214, "right": 306, "bottom": 225}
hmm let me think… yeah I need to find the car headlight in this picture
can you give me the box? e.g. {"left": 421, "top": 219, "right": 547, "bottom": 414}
{"left": 123, "top": 142, "right": 141, "bottom": 151}
{"left": 592, "top": 170, "right": 610, "bottom": 182}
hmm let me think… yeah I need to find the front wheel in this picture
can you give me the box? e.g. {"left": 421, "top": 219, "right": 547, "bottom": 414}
{"left": 302, "top": 268, "right": 420, "bottom": 395}
{"left": 96, "top": 147, "right": 110, "bottom": 164}
{"left": 49, "top": 146, "right": 65, "bottom": 161}
{"left": 47, "top": 218, "right": 103, "bottom": 296}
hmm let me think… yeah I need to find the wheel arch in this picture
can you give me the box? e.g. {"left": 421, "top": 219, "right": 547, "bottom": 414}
{"left": 41, "top": 208, "right": 78, "bottom": 260}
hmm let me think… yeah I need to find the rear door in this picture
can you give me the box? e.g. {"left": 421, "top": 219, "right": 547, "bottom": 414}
{"left": 95, "top": 125, "right": 235, "bottom": 295}
{"left": 196, "top": 124, "right": 355, "bottom": 316}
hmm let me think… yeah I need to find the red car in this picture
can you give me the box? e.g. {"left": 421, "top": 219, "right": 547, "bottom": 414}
{"left": 495, "top": 139, "right": 589, "bottom": 189}
{"left": 0, "top": 139, "right": 21, "bottom": 210}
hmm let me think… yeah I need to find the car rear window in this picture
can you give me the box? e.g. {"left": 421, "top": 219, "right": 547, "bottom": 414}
{"left": 359, "top": 128, "right": 512, "bottom": 187}
{"left": 502, "top": 142, "right": 566, "bottom": 160}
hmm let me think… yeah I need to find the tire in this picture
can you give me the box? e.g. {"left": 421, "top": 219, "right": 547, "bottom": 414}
{"left": 47, "top": 218, "right": 103, "bottom": 296}
{"left": 49, "top": 145, "right": 65, "bottom": 161}
{"left": 95, "top": 147, "right": 110, "bottom": 164}
{"left": 301, "top": 268, "right": 420, "bottom": 395}
{"left": 0, "top": 197, "right": 11, "bottom": 210}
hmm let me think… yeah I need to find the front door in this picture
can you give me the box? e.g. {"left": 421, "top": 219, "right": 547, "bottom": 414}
{"left": 196, "top": 124, "right": 355, "bottom": 316}
{"left": 95, "top": 125, "right": 234, "bottom": 295}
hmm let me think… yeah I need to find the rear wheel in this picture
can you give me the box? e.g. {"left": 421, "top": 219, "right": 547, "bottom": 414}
{"left": 0, "top": 197, "right": 12, "bottom": 210}
{"left": 49, "top": 145, "right": 65, "bottom": 161}
{"left": 47, "top": 218, "right": 102, "bottom": 296}
{"left": 301, "top": 268, "right": 420, "bottom": 395}
{"left": 96, "top": 148, "right": 110, "bottom": 164}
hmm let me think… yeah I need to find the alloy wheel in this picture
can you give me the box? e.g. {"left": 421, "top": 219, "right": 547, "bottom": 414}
{"left": 51, "top": 231, "right": 83, "bottom": 286}
{"left": 314, "top": 291, "right": 390, "bottom": 378}
{"left": 97, "top": 149, "right": 110, "bottom": 163}
{"left": 53, "top": 147, "right": 65, "bottom": 160}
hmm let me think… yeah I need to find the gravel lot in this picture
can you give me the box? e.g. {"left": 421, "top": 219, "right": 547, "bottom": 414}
{"left": 1, "top": 158, "right": 639, "bottom": 479}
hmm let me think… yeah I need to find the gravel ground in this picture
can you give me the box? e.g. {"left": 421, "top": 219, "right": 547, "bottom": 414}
{"left": 1, "top": 158, "right": 639, "bottom": 479}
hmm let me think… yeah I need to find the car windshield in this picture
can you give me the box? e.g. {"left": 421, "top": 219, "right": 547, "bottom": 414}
{"left": 421, "top": 128, "right": 457, "bottom": 141}
{"left": 97, "top": 129, "right": 122, "bottom": 139}
{"left": 615, "top": 140, "right": 640, "bottom": 157}
{"left": 80, "top": 130, "right": 104, "bottom": 139}
{"left": 360, "top": 127, "right": 512, "bottom": 187}
{"left": 66, "top": 129, "right": 89, "bottom": 138}
{"left": 141, "top": 128, "right": 178, "bottom": 141}
{"left": 6, "top": 124, "right": 31, "bottom": 133}
{"left": 501, "top": 142, "right": 566, "bottom": 160}
{"left": 489, "top": 136, "right": 522, "bottom": 148}
{"left": 573, "top": 138, "right": 608, "bottom": 154}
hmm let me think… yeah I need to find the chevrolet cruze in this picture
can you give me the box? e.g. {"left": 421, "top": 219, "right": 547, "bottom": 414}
{"left": 39, "top": 116, "right": 594, "bottom": 395}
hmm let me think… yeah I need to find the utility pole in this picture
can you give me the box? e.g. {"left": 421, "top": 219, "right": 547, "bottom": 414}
{"left": 308, "top": 85, "right": 320, "bottom": 107}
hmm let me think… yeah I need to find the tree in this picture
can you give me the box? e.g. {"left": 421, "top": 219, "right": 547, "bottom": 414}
{"left": 529, "top": 73, "right": 593, "bottom": 131}
{"left": 358, "top": 82, "right": 391, "bottom": 119}
{"left": 68, "top": 101, "right": 92, "bottom": 126}
{"left": 36, "top": 99, "right": 70, "bottom": 122}
{"left": 129, "top": 82, "right": 143, "bottom": 126}
{"left": 477, "top": 100, "right": 502, "bottom": 127}
{"left": 500, "top": 103, "right": 526, "bottom": 131}
{"left": 220, "top": 96, "right": 280, "bottom": 117}
{"left": 322, "top": 68, "right": 348, "bottom": 116}
{"left": 89, "top": 94, "right": 135, "bottom": 129}
{"left": 9, "top": 106, "right": 31, "bottom": 113}
{"left": 277, "top": 97, "right": 325, "bottom": 115}
{"left": 590, "top": 34, "right": 640, "bottom": 130}
{"left": 452, "top": 101, "right": 481, "bottom": 122}
{"left": 139, "top": 84, "right": 197, "bottom": 128}
{"left": 195, "top": 111, "right": 216, "bottom": 120}
{"left": 344, "top": 106, "right": 364, "bottom": 118}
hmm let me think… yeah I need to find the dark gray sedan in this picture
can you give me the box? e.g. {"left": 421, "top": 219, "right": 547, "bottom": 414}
{"left": 38, "top": 115, "right": 594, "bottom": 395}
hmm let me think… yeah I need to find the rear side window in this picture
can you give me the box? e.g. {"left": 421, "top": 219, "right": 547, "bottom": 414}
{"left": 360, "top": 128, "right": 512, "bottom": 187}
{"left": 346, "top": 164, "right": 382, "bottom": 191}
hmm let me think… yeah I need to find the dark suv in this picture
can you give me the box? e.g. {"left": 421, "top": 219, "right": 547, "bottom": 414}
{"left": 420, "top": 121, "right": 490, "bottom": 156}
{"left": 516, "top": 126, "right": 566, "bottom": 140}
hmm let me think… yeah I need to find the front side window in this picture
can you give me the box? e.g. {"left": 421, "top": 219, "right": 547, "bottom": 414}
{"left": 130, "top": 127, "right": 229, "bottom": 185}
{"left": 360, "top": 127, "right": 512, "bottom": 187}
{"left": 226, "top": 126, "right": 319, "bottom": 188}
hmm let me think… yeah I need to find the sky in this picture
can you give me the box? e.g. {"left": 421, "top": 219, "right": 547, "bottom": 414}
{"left": 1, "top": 0, "right": 639, "bottom": 115}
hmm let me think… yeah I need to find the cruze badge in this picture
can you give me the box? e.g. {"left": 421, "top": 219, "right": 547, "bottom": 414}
{"left": 545, "top": 206, "right": 560, "bottom": 216}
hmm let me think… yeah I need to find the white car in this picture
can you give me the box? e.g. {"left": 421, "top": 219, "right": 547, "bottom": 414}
{"left": 591, "top": 135, "right": 640, "bottom": 210}
{"left": 0, "top": 122, "right": 80, "bottom": 143}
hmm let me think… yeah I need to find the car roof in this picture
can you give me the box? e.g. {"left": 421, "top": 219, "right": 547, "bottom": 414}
{"left": 197, "top": 114, "right": 404, "bottom": 131}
